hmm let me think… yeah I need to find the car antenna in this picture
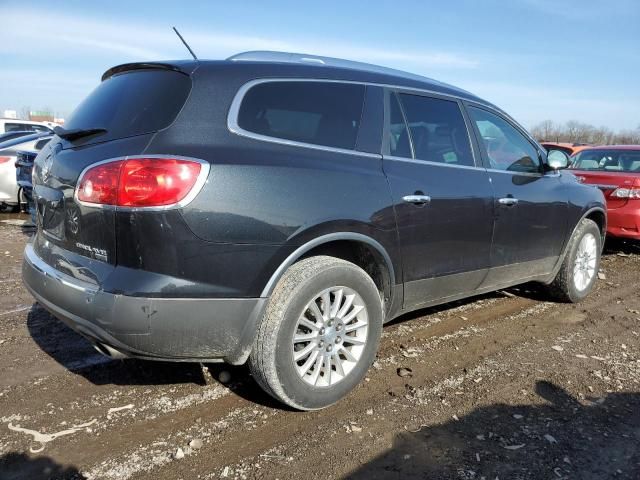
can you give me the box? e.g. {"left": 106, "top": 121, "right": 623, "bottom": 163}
{"left": 172, "top": 26, "right": 198, "bottom": 61}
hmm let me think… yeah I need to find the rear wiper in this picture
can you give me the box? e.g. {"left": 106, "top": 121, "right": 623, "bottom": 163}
{"left": 54, "top": 126, "right": 107, "bottom": 141}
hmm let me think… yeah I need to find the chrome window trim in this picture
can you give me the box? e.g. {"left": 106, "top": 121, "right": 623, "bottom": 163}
{"left": 73, "top": 154, "right": 211, "bottom": 211}
{"left": 227, "top": 78, "right": 380, "bottom": 159}
{"left": 485, "top": 168, "right": 545, "bottom": 178}
{"left": 384, "top": 154, "right": 486, "bottom": 172}
{"left": 227, "top": 77, "right": 504, "bottom": 158}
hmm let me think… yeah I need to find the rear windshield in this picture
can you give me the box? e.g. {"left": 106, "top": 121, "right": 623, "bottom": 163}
{"left": 237, "top": 81, "right": 366, "bottom": 150}
{"left": 64, "top": 69, "right": 191, "bottom": 142}
{"left": 573, "top": 150, "right": 640, "bottom": 172}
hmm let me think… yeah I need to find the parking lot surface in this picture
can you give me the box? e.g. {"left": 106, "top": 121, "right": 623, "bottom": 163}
{"left": 1, "top": 215, "right": 639, "bottom": 479}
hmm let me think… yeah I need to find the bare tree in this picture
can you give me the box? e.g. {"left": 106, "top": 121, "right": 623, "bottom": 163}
{"left": 19, "top": 106, "right": 31, "bottom": 120}
{"left": 531, "top": 120, "right": 558, "bottom": 141}
{"left": 530, "top": 120, "right": 640, "bottom": 145}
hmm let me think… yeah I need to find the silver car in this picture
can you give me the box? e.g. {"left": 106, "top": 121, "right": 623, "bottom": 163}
{"left": 0, "top": 133, "right": 51, "bottom": 211}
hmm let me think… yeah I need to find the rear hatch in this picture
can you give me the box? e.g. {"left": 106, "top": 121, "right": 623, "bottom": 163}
{"left": 571, "top": 170, "right": 640, "bottom": 209}
{"left": 32, "top": 66, "right": 193, "bottom": 266}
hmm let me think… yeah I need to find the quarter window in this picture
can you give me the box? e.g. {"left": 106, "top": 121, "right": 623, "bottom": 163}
{"left": 469, "top": 107, "right": 541, "bottom": 174}
{"left": 394, "top": 93, "right": 474, "bottom": 167}
{"left": 237, "top": 81, "right": 366, "bottom": 150}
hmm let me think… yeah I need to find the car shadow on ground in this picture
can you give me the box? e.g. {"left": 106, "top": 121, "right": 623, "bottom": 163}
{"left": 26, "top": 304, "right": 207, "bottom": 386}
{"left": 0, "top": 452, "right": 86, "bottom": 480}
{"left": 204, "top": 363, "right": 292, "bottom": 410}
{"left": 347, "top": 380, "right": 640, "bottom": 480}
{"left": 26, "top": 300, "right": 296, "bottom": 408}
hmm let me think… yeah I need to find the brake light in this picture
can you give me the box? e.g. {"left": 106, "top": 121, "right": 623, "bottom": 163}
{"left": 77, "top": 157, "right": 205, "bottom": 207}
{"left": 0, "top": 156, "right": 12, "bottom": 165}
{"left": 611, "top": 187, "right": 640, "bottom": 199}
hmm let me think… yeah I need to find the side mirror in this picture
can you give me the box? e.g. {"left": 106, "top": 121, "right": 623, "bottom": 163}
{"left": 547, "top": 149, "right": 570, "bottom": 170}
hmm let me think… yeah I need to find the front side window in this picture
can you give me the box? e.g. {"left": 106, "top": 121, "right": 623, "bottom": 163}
{"left": 393, "top": 93, "right": 474, "bottom": 167}
{"left": 237, "top": 81, "right": 366, "bottom": 150}
{"left": 469, "top": 107, "right": 541, "bottom": 174}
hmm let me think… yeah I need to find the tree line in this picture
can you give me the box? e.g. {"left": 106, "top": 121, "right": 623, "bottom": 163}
{"left": 530, "top": 120, "right": 640, "bottom": 145}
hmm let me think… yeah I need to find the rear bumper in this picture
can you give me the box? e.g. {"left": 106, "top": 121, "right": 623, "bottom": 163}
{"left": 607, "top": 204, "right": 640, "bottom": 240}
{"left": 22, "top": 243, "right": 266, "bottom": 364}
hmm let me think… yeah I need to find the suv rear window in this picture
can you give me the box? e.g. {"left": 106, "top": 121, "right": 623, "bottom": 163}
{"left": 573, "top": 150, "right": 640, "bottom": 172}
{"left": 237, "top": 81, "right": 366, "bottom": 150}
{"left": 64, "top": 69, "right": 191, "bottom": 143}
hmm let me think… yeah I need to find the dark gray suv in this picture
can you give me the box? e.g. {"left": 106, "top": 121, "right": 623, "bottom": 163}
{"left": 23, "top": 51, "right": 606, "bottom": 410}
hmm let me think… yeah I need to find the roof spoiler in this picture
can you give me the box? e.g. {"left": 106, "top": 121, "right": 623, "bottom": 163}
{"left": 101, "top": 62, "right": 192, "bottom": 81}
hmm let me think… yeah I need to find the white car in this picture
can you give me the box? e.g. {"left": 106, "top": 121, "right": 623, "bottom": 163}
{"left": 0, "top": 133, "right": 52, "bottom": 211}
{"left": 0, "top": 118, "right": 55, "bottom": 134}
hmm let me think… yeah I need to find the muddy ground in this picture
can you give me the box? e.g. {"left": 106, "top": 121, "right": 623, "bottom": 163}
{"left": 0, "top": 214, "right": 639, "bottom": 480}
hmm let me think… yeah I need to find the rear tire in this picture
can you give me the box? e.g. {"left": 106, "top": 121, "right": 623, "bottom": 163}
{"left": 548, "top": 218, "right": 601, "bottom": 302}
{"left": 249, "top": 256, "right": 383, "bottom": 410}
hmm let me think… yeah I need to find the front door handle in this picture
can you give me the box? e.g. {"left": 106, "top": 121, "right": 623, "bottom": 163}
{"left": 403, "top": 194, "right": 432, "bottom": 205}
{"left": 498, "top": 197, "right": 519, "bottom": 206}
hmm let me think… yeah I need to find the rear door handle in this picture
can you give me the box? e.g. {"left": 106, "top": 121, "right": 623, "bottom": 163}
{"left": 403, "top": 194, "right": 432, "bottom": 205}
{"left": 498, "top": 197, "right": 519, "bottom": 206}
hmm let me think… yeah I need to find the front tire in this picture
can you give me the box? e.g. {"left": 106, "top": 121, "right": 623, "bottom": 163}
{"left": 548, "top": 218, "right": 601, "bottom": 302}
{"left": 249, "top": 256, "right": 383, "bottom": 410}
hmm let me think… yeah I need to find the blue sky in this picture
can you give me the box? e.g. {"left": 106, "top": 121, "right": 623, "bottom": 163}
{"left": 1, "top": 0, "right": 638, "bottom": 130}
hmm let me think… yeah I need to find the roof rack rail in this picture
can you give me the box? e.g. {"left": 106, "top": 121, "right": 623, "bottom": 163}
{"left": 227, "top": 50, "right": 446, "bottom": 86}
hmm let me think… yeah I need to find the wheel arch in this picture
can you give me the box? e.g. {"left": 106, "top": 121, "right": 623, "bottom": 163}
{"left": 545, "top": 206, "right": 607, "bottom": 283}
{"left": 584, "top": 207, "right": 606, "bottom": 245}
{"left": 260, "top": 232, "right": 397, "bottom": 315}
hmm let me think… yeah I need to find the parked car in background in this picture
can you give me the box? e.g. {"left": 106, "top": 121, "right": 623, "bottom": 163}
{"left": 0, "top": 118, "right": 54, "bottom": 134}
{"left": 23, "top": 52, "right": 606, "bottom": 410}
{"left": 16, "top": 143, "right": 51, "bottom": 223}
{"left": 570, "top": 145, "right": 640, "bottom": 240}
{"left": 541, "top": 142, "right": 591, "bottom": 160}
{"left": 0, "top": 133, "right": 52, "bottom": 211}
{"left": 0, "top": 130, "right": 39, "bottom": 144}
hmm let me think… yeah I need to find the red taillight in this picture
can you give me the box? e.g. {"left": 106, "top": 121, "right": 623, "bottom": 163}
{"left": 77, "top": 161, "right": 122, "bottom": 205}
{"left": 611, "top": 187, "right": 640, "bottom": 199}
{"left": 0, "top": 156, "right": 13, "bottom": 165}
{"left": 77, "top": 158, "right": 204, "bottom": 208}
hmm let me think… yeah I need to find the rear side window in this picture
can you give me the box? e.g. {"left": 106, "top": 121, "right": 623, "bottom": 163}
{"left": 64, "top": 70, "right": 191, "bottom": 142}
{"left": 237, "top": 81, "right": 366, "bottom": 150}
{"left": 394, "top": 93, "right": 474, "bottom": 167}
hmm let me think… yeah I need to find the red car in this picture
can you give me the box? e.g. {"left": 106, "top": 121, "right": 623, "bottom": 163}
{"left": 571, "top": 145, "right": 640, "bottom": 240}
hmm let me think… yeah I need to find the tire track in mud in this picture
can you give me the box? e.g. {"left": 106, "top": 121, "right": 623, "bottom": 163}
{"left": 169, "top": 280, "right": 639, "bottom": 480}
{"left": 1, "top": 241, "right": 638, "bottom": 479}
{"left": 1, "top": 291, "right": 539, "bottom": 478}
